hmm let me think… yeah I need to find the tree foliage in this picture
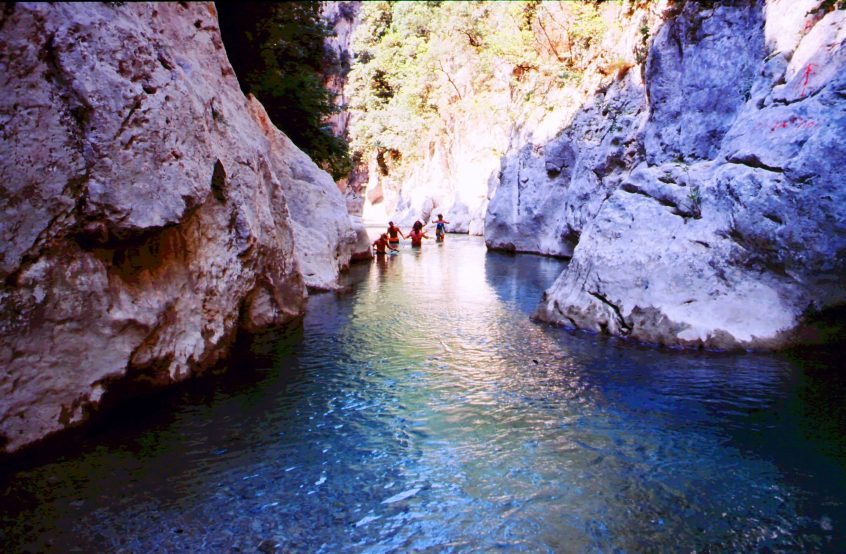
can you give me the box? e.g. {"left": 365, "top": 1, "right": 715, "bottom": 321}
{"left": 216, "top": 2, "right": 352, "bottom": 179}
{"left": 346, "top": 1, "right": 607, "bottom": 166}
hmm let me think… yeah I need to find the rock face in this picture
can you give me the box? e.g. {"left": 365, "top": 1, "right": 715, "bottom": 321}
{"left": 247, "top": 100, "right": 358, "bottom": 288}
{"left": 322, "top": 1, "right": 360, "bottom": 141}
{"left": 320, "top": 2, "right": 372, "bottom": 263}
{"left": 371, "top": 117, "right": 506, "bottom": 235}
{"left": 359, "top": 71, "right": 578, "bottom": 236}
{"left": 348, "top": 3, "right": 626, "bottom": 234}
{"left": 501, "top": 1, "right": 846, "bottom": 349}
{"left": 0, "top": 2, "right": 354, "bottom": 455}
{"left": 485, "top": 2, "right": 665, "bottom": 256}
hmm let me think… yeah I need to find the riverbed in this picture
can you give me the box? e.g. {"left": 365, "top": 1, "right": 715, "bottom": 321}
{"left": 1, "top": 233, "right": 844, "bottom": 552}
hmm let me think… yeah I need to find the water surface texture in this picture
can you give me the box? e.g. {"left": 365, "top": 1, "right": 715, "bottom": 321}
{"left": 2, "top": 234, "right": 845, "bottom": 552}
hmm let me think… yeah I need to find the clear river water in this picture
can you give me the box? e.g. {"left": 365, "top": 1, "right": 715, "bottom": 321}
{"left": 1, "top": 233, "right": 845, "bottom": 552}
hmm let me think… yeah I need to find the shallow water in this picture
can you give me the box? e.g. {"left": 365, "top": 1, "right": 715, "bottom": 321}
{"left": 1, "top": 233, "right": 845, "bottom": 552}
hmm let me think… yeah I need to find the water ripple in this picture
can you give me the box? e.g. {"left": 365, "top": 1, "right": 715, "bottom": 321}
{"left": 1, "top": 235, "right": 845, "bottom": 552}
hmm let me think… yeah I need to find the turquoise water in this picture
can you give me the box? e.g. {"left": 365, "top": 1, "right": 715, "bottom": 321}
{"left": 1, "top": 233, "right": 845, "bottom": 552}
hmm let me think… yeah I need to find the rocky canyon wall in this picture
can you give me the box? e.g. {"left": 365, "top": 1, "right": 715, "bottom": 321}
{"left": 486, "top": 1, "right": 666, "bottom": 256}
{"left": 364, "top": 112, "right": 511, "bottom": 235}
{"left": 340, "top": 2, "right": 625, "bottom": 234}
{"left": 358, "top": 64, "right": 581, "bottom": 235}
{"left": 0, "top": 2, "right": 355, "bottom": 455}
{"left": 322, "top": 2, "right": 359, "bottom": 144}
{"left": 320, "top": 1, "right": 372, "bottom": 262}
{"left": 345, "top": 3, "right": 667, "bottom": 235}
{"left": 489, "top": 0, "right": 846, "bottom": 349}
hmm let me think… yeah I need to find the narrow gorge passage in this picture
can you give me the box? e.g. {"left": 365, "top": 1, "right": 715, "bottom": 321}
{"left": 2, "top": 232, "right": 844, "bottom": 552}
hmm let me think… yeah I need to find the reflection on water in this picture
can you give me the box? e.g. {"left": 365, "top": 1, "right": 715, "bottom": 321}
{"left": 1, "top": 234, "right": 845, "bottom": 552}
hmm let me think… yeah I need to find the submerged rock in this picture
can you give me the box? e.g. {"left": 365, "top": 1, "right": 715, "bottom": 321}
{"left": 0, "top": 2, "right": 353, "bottom": 454}
{"left": 519, "top": 2, "right": 846, "bottom": 349}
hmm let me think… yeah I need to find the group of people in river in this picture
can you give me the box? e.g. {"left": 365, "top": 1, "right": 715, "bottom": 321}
{"left": 372, "top": 214, "right": 450, "bottom": 255}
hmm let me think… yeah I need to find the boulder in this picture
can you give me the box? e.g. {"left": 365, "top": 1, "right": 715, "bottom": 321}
{"left": 486, "top": 75, "right": 648, "bottom": 258}
{"left": 0, "top": 2, "right": 351, "bottom": 455}
{"left": 246, "top": 98, "right": 356, "bottom": 290}
{"left": 349, "top": 216, "right": 374, "bottom": 262}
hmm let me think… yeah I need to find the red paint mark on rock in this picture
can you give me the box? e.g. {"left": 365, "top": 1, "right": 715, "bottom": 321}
{"left": 754, "top": 117, "right": 818, "bottom": 133}
{"left": 800, "top": 63, "right": 817, "bottom": 97}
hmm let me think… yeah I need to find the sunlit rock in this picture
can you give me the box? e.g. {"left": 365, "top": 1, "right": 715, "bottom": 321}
{"left": 350, "top": 2, "right": 602, "bottom": 235}
{"left": 485, "top": 2, "right": 661, "bottom": 257}
{"left": 0, "top": 2, "right": 352, "bottom": 454}
{"left": 246, "top": 97, "right": 357, "bottom": 290}
{"left": 532, "top": 4, "right": 846, "bottom": 349}
{"left": 349, "top": 215, "right": 374, "bottom": 262}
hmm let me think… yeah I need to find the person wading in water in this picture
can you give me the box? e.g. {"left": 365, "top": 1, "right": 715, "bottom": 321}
{"left": 387, "top": 221, "right": 405, "bottom": 248}
{"left": 372, "top": 233, "right": 398, "bottom": 255}
{"left": 432, "top": 214, "right": 450, "bottom": 243}
{"left": 406, "top": 220, "right": 430, "bottom": 247}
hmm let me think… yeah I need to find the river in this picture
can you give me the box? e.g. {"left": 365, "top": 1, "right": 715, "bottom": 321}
{"left": 1, "top": 233, "right": 845, "bottom": 552}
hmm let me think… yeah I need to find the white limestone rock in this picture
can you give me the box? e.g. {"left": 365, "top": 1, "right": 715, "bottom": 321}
{"left": 378, "top": 126, "right": 502, "bottom": 236}
{"left": 349, "top": 215, "right": 374, "bottom": 262}
{"left": 484, "top": 2, "right": 664, "bottom": 256}
{"left": 485, "top": 75, "right": 647, "bottom": 257}
{"left": 247, "top": 98, "right": 357, "bottom": 290}
{"left": 0, "top": 2, "right": 350, "bottom": 454}
{"left": 533, "top": 3, "right": 846, "bottom": 349}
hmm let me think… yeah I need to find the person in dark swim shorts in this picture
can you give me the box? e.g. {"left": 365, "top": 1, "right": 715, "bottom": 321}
{"left": 387, "top": 221, "right": 405, "bottom": 247}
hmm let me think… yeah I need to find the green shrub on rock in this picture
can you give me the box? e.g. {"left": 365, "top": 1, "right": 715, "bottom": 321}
{"left": 216, "top": 2, "right": 352, "bottom": 180}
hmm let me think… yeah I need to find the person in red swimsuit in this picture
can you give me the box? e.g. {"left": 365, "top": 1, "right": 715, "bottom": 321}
{"left": 406, "top": 220, "right": 429, "bottom": 247}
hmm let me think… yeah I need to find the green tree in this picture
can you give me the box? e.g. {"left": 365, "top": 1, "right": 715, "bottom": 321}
{"left": 345, "top": 1, "right": 606, "bottom": 169}
{"left": 216, "top": 2, "right": 352, "bottom": 180}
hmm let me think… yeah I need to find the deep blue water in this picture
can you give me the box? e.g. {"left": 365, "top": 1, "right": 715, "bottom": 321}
{"left": 1, "top": 233, "right": 845, "bottom": 552}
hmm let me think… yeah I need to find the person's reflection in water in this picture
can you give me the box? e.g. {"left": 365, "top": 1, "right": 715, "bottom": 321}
{"left": 375, "top": 251, "right": 390, "bottom": 282}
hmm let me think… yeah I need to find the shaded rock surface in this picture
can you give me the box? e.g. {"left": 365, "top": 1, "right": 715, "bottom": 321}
{"left": 246, "top": 99, "right": 357, "bottom": 289}
{"left": 353, "top": 3, "right": 632, "bottom": 234}
{"left": 484, "top": 2, "right": 666, "bottom": 257}
{"left": 500, "top": 1, "right": 846, "bottom": 348}
{"left": 0, "top": 2, "right": 353, "bottom": 454}
{"left": 321, "top": 2, "right": 370, "bottom": 219}
{"left": 321, "top": 1, "right": 360, "bottom": 141}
